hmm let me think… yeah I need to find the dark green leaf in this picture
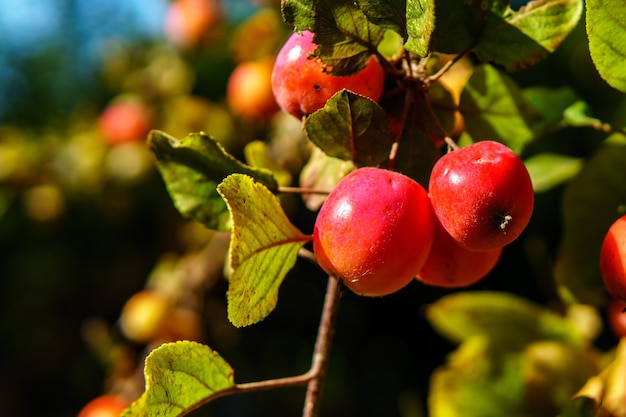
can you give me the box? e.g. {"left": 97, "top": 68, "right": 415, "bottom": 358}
{"left": 405, "top": 0, "right": 435, "bottom": 57}
{"left": 475, "top": 0, "right": 583, "bottom": 72}
{"left": 282, "top": 0, "right": 386, "bottom": 75}
{"left": 217, "top": 174, "right": 310, "bottom": 327}
{"left": 121, "top": 341, "right": 235, "bottom": 417}
{"left": 304, "top": 90, "right": 394, "bottom": 167}
{"left": 357, "top": 0, "right": 407, "bottom": 38}
{"left": 459, "top": 64, "right": 541, "bottom": 154}
{"left": 586, "top": 0, "right": 626, "bottom": 92}
{"left": 524, "top": 153, "right": 583, "bottom": 193}
{"left": 523, "top": 86, "right": 580, "bottom": 134}
{"left": 426, "top": 291, "right": 586, "bottom": 349}
{"left": 149, "top": 130, "right": 278, "bottom": 231}
{"left": 554, "top": 139, "right": 626, "bottom": 306}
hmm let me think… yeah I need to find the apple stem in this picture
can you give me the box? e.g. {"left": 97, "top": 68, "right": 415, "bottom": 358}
{"left": 444, "top": 136, "right": 459, "bottom": 151}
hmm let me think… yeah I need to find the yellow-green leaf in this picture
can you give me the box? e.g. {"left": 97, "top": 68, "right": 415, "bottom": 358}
{"left": 217, "top": 174, "right": 310, "bottom": 327}
{"left": 121, "top": 341, "right": 235, "bottom": 417}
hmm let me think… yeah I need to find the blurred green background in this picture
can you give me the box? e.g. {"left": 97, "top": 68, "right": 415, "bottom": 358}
{"left": 1, "top": 1, "right": 625, "bottom": 417}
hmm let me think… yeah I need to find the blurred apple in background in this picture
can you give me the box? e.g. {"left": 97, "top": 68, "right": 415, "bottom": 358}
{"left": 98, "top": 95, "right": 152, "bottom": 146}
{"left": 164, "top": 0, "right": 222, "bottom": 49}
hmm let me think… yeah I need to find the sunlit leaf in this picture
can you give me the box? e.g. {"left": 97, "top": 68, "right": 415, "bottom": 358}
{"left": 425, "top": 291, "right": 585, "bottom": 349}
{"left": 555, "top": 140, "right": 626, "bottom": 306}
{"left": 405, "top": 0, "right": 435, "bottom": 57}
{"left": 121, "top": 341, "right": 235, "bottom": 417}
{"left": 459, "top": 65, "right": 541, "bottom": 154}
{"left": 586, "top": 0, "right": 626, "bottom": 92}
{"left": 304, "top": 90, "right": 394, "bottom": 167}
{"left": 523, "top": 86, "right": 580, "bottom": 134}
{"left": 524, "top": 153, "right": 583, "bottom": 193}
{"left": 475, "top": 0, "right": 583, "bottom": 71}
{"left": 149, "top": 130, "right": 278, "bottom": 231}
{"left": 282, "top": 0, "right": 385, "bottom": 75}
{"left": 244, "top": 141, "right": 292, "bottom": 187}
{"left": 357, "top": 0, "right": 407, "bottom": 38}
{"left": 217, "top": 174, "right": 310, "bottom": 327}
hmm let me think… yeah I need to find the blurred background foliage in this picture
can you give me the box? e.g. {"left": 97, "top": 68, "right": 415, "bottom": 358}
{"left": 1, "top": 1, "right": 626, "bottom": 417}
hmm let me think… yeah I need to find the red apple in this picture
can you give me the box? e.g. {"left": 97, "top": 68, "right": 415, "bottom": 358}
{"left": 78, "top": 394, "right": 130, "bottom": 417}
{"left": 164, "top": 0, "right": 221, "bottom": 48}
{"left": 98, "top": 97, "right": 152, "bottom": 146}
{"left": 600, "top": 214, "right": 626, "bottom": 302}
{"left": 271, "top": 30, "right": 385, "bottom": 119}
{"left": 428, "top": 140, "right": 534, "bottom": 252}
{"left": 416, "top": 209, "right": 503, "bottom": 287}
{"left": 607, "top": 297, "right": 626, "bottom": 338}
{"left": 119, "top": 289, "right": 172, "bottom": 344}
{"left": 313, "top": 167, "right": 434, "bottom": 296}
{"left": 227, "top": 57, "right": 280, "bottom": 120}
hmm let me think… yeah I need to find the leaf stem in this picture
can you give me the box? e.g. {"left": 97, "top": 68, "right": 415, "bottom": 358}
{"left": 279, "top": 186, "right": 331, "bottom": 195}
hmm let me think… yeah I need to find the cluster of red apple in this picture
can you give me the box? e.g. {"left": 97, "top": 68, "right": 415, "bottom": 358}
{"left": 268, "top": 30, "right": 535, "bottom": 296}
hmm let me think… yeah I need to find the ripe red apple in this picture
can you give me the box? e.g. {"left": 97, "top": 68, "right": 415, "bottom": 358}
{"left": 164, "top": 0, "right": 221, "bottom": 48}
{"left": 607, "top": 297, "right": 626, "bottom": 338}
{"left": 416, "top": 210, "right": 503, "bottom": 287}
{"left": 78, "top": 394, "right": 130, "bottom": 417}
{"left": 98, "top": 97, "right": 152, "bottom": 146}
{"left": 428, "top": 140, "right": 534, "bottom": 252}
{"left": 227, "top": 57, "right": 280, "bottom": 120}
{"left": 313, "top": 167, "right": 434, "bottom": 296}
{"left": 600, "top": 214, "right": 626, "bottom": 302}
{"left": 271, "top": 30, "right": 385, "bottom": 119}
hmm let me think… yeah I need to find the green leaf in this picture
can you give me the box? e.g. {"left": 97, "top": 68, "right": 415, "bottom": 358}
{"left": 429, "top": 337, "right": 527, "bottom": 417}
{"left": 429, "top": 0, "right": 507, "bottom": 54}
{"left": 523, "top": 86, "right": 580, "bottom": 134}
{"left": 558, "top": 396, "right": 600, "bottom": 417}
{"left": 121, "top": 341, "right": 235, "bottom": 417}
{"left": 425, "top": 291, "right": 585, "bottom": 349}
{"left": 459, "top": 64, "right": 541, "bottom": 154}
{"left": 304, "top": 90, "right": 394, "bottom": 167}
{"left": 299, "top": 147, "right": 355, "bottom": 211}
{"left": 554, "top": 140, "right": 626, "bottom": 306}
{"left": 217, "top": 174, "right": 310, "bottom": 327}
{"left": 586, "top": 0, "right": 626, "bottom": 92}
{"left": 357, "top": 0, "right": 407, "bottom": 38}
{"left": 524, "top": 153, "right": 583, "bottom": 193}
{"left": 149, "top": 130, "right": 278, "bottom": 231}
{"left": 475, "top": 0, "right": 583, "bottom": 72}
{"left": 282, "top": 0, "right": 386, "bottom": 75}
{"left": 405, "top": 0, "right": 435, "bottom": 57}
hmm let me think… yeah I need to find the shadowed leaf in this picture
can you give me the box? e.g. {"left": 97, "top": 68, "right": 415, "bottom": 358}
{"left": 304, "top": 90, "right": 394, "bottom": 167}
{"left": 149, "top": 130, "right": 278, "bottom": 231}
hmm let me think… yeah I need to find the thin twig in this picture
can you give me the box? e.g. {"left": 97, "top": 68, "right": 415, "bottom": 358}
{"left": 279, "top": 186, "right": 331, "bottom": 196}
{"left": 302, "top": 276, "right": 342, "bottom": 417}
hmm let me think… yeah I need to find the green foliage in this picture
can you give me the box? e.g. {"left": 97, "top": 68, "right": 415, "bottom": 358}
{"left": 281, "top": 0, "right": 386, "bottom": 75}
{"left": 586, "top": 0, "right": 626, "bottom": 92}
{"left": 459, "top": 64, "right": 541, "bottom": 154}
{"left": 425, "top": 291, "right": 587, "bottom": 350}
{"left": 524, "top": 153, "right": 583, "bottom": 193}
{"left": 304, "top": 90, "right": 394, "bottom": 167}
{"left": 555, "top": 139, "right": 626, "bottom": 305}
{"left": 121, "top": 341, "right": 235, "bottom": 417}
{"left": 217, "top": 174, "right": 310, "bottom": 327}
{"left": 558, "top": 396, "right": 600, "bottom": 417}
{"left": 149, "top": 130, "right": 279, "bottom": 231}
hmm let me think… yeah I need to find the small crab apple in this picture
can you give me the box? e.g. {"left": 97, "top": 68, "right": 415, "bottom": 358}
{"left": 607, "top": 297, "right": 626, "bottom": 338}
{"left": 428, "top": 140, "right": 534, "bottom": 252}
{"left": 600, "top": 214, "right": 626, "bottom": 302}
{"left": 78, "top": 394, "right": 130, "bottom": 417}
{"left": 416, "top": 210, "right": 503, "bottom": 287}
{"left": 227, "top": 57, "right": 280, "bottom": 120}
{"left": 164, "top": 0, "right": 221, "bottom": 48}
{"left": 98, "top": 96, "right": 152, "bottom": 146}
{"left": 271, "top": 30, "right": 385, "bottom": 119}
{"left": 313, "top": 167, "right": 434, "bottom": 296}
